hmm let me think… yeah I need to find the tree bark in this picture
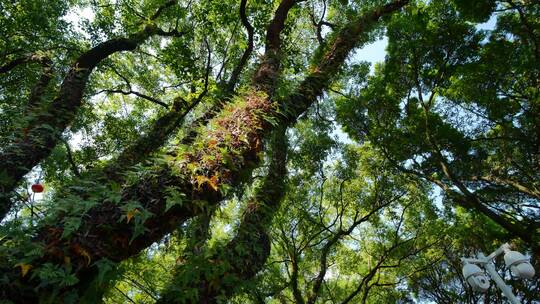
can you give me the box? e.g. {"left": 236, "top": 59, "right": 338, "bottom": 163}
{"left": 0, "top": 9, "right": 183, "bottom": 220}
{"left": 158, "top": 126, "right": 288, "bottom": 304}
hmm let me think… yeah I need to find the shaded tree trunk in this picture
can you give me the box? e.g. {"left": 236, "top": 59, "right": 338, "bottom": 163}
{"left": 158, "top": 126, "right": 288, "bottom": 304}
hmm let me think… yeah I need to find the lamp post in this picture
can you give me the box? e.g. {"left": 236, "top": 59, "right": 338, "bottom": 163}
{"left": 461, "top": 243, "right": 535, "bottom": 304}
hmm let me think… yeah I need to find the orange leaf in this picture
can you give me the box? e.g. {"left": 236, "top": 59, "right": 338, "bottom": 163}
{"left": 196, "top": 175, "right": 207, "bottom": 189}
{"left": 208, "top": 175, "right": 219, "bottom": 192}
{"left": 208, "top": 139, "right": 218, "bottom": 148}
{"left": 15, "top": 263, "right": 32, "bottom": 277}
{"left": 72, "top": 244, "right": 92, "bottom": 266}
{"left": 78, "top": 249, "right": 91, "bottom": 266}
{"left": 126, "top": 209, "right": 140, "bottom": 224}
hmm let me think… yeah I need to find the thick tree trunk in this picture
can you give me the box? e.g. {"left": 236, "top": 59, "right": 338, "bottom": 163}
{"left": 158, "top": 127, "right": 288, "bottom": 304}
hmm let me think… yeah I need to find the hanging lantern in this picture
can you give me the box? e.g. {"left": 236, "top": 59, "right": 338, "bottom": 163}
{"left": 31, "top": 184, "right": 44, "bottom": 193}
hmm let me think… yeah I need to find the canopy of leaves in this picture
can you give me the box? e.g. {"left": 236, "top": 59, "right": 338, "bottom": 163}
{"left": 0, "top": 0, "right": 538, "bottom": 303}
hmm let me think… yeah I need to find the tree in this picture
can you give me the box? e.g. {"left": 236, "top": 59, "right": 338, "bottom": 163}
{"left": 337, "top": 0, "right": 540, "bottom": 252}
{"left": 1, "top": 0, "right": 538, "bottom": 303}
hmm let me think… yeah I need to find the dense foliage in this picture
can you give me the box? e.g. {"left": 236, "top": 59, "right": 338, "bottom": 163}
{"left": 0, "top": 0, "right": 538, "bottom": 303}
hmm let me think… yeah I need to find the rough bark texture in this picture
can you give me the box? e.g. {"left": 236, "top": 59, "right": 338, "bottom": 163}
{"left": 158, "top": 126, "right": 288, "bottom": 304}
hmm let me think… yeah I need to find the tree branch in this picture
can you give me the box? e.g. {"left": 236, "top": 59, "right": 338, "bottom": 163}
{"left": 0, "top": 53, "right": 50, "bottom": 74}
{"left": 307, "top": 192, "right": 397, "bottom": 304}
{"left": 150, "top": 0, "right": 178, "bottom": 21}
{"left": 0, "top": 4, "right": 183, "bottom": 220}
{"left": 280, "top": 0, "right": 409, "bottom": 126}
{"left": 158, "top": 127, "right": 288, "bottom": 303}
{"left": 226, "top": 0, "right": 255, "bottom": 92}
{"left": 101, "top": 96, "right": 196, "bottom": 183}
{"left": 97, "top": 88, "right": 169, "bottom": 108}
{"left": 62, "top": 139, "right": 81, "bottom": 177}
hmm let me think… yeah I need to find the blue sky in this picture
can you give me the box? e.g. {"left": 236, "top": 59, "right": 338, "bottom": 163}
{"left": 354, "top": 37, "right": 389, "bottom": 72}
{"left": 354, "top": 13, "right": 497, "bottom": 73}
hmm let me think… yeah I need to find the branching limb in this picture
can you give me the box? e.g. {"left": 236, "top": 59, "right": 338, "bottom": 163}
{"left": 0, "top": 53, "right": 50, "bottom": 74}
{"left": 158, "top": 126, "right": 289, "bottom": 303}
{"left": 95, "top": 64, "right": 169, "bottom": 108}
{"left": 226, "top": 0, "right": 255, "bottom": 92}
{"left": 0, "top": 53, "right": 54, "bottom": 112}
{"left": 97, "top": 88, "right": 169, "bottom": 108}
{"left": 62, "top": 139, "right": 81, "bottom": 178}
{"left": 101, "top": 96, "right": 198, "bottom": 182}
{"left": 0, "top": 2, "right": 184, "bottom": 220}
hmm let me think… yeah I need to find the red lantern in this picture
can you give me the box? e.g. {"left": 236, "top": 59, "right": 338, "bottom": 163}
{"left": 31, "top": 184, "right": 44, "bottom": 193}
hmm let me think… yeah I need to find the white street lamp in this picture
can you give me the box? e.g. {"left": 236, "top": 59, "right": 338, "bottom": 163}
{"left": 462, "top": 263, "right": 490, "bottom": 292}
{"left": 461, "top": 243, "right": 536, "bottom": 304}
{"left": 503, "top": 250, "right": 536, "bottom": 280}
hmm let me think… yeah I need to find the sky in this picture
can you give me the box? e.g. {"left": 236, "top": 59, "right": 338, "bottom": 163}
{"left": 64, "top": 6, "right": 95, "bottom": 25}
{"left": 354, "top": 13, "right": 497, "bottom": 71}
{"left": 355, "top": 37, "right": 389, "bottom": 72}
